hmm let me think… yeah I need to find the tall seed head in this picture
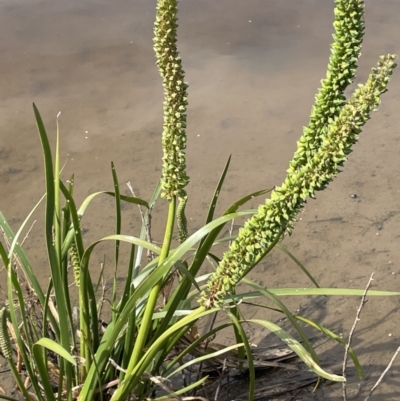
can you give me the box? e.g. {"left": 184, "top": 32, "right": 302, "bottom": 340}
{"left": 154, "top": 0, "right": 189, "bottom": 200}
{"left": 289, "top": 0, "right": 365, "bottom": 172}
{"left": 200, "top": 55, "right": 396, "bottom": 309}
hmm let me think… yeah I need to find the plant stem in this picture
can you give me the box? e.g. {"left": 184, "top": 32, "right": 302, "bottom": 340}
{"left": 125, "top": 197, "right": 176, "bottom": 373}
{"left": 111, "top": 305, "right": 210, "bottom": 401}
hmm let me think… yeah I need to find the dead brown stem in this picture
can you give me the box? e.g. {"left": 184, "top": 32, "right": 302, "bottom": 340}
{"left": 342, "top": 272, "right": 374, "bottom": 401}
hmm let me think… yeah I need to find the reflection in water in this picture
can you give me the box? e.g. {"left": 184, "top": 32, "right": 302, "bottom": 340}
{"left": 0, "top": 1, "right": 400, "bottom": 397}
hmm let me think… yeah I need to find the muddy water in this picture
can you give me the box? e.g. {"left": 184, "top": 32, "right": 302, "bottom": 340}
{"left": 0, "top": 0, "right": 400, "bottom": 399}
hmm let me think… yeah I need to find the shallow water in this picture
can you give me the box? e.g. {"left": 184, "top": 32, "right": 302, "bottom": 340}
{"left": 1, "top": 0, "right": 400, "bottom": 399}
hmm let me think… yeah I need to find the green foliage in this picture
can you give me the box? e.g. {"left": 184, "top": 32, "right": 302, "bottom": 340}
{"left": 0, "top": 0, "right": 398, "bottom": 400}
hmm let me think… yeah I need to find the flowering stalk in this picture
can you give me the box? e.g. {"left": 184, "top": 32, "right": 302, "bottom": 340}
{"left": 154, "top": 0, "right": 189, "bottom": 243}
{"left": 200, "top": 55, "right": 396, "bottom": 309}
{"left": 290, "top": 0, "right": 365, "bottom": 172}
{"left": 126, "top": 0, "right": 189, "bottom": 376}
{"left": 154, "top": 0, "right": 189, "bottom": 197}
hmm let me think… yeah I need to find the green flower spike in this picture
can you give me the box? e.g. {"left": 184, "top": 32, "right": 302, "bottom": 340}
{"left": 70, "top": 242, "right": 80, "bottom": 287}
{"left": 290, "top": 0, "right": 365, "bottom": 172}
{"left": 200, "top": 55, "right": 396, "bottom": 309}
{"left": 154, "top": 0, "right": 189, "bottom": 202}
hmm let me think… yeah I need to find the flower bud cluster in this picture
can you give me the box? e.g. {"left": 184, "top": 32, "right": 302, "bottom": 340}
{"left": 200, "top": 55, "right": 396, "bottom": 309}
{"left": 290, "top": 0, "right": 364, "bottom": 172}
{"left": 154, "top": 0, "right": 189, "bottom": 199}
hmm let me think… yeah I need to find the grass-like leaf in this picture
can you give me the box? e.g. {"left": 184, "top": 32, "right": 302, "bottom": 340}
{"left": 166, "top": 342, "right": 244, "bottom": 379}
{"left": 228, "top": 312, "right": 256, "bottom": 400}
{"left": 294, "top": 315, "right": 363, "bottom": 379}
{"left": 243, "top": 278, "right": 319, "bottom": 362}
{"left": 276, "top": 244, "right": 320, "bottom": 288}
{"left": 249, "top": 319, "right": 345, "bottom": 382}
{"left": 35, "top": 338, "right": 77, "bottom": 365}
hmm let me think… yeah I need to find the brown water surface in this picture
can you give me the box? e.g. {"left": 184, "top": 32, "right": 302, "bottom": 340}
{"left": 1, "top": 0, "right": 400, "bottom": 399}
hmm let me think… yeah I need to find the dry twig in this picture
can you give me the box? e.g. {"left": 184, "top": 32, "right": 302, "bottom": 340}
{"left": 97, "top": 257, "right": 107, "bottom": 321}
{"left": 342, "top": 272, "right": 374, "bottom": 401}
{"left": 127, "top": 181, "right": 155, "bottom": 262}
{"left": 213, "top": 357, "right": 227, "bottom": 401}
{"left": 364, "top": 345, "right": 400, "bottom": 401}
{"left": 20, "top": 220, "right": 36, "bottom": 247}
{"left": 109, "top": 358, "right": 181, "bottom": 400}
{"left": 228, "top": 218, "right": 235, "bottom": 248}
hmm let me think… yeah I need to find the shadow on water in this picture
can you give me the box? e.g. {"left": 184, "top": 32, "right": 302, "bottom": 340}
{"left": 0, "top": 0, "right": 400, "bottom": 399}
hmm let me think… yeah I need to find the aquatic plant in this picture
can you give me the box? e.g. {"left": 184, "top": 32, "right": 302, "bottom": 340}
{"left": 0, "top": 0, "right": 397, "bottom": 400}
